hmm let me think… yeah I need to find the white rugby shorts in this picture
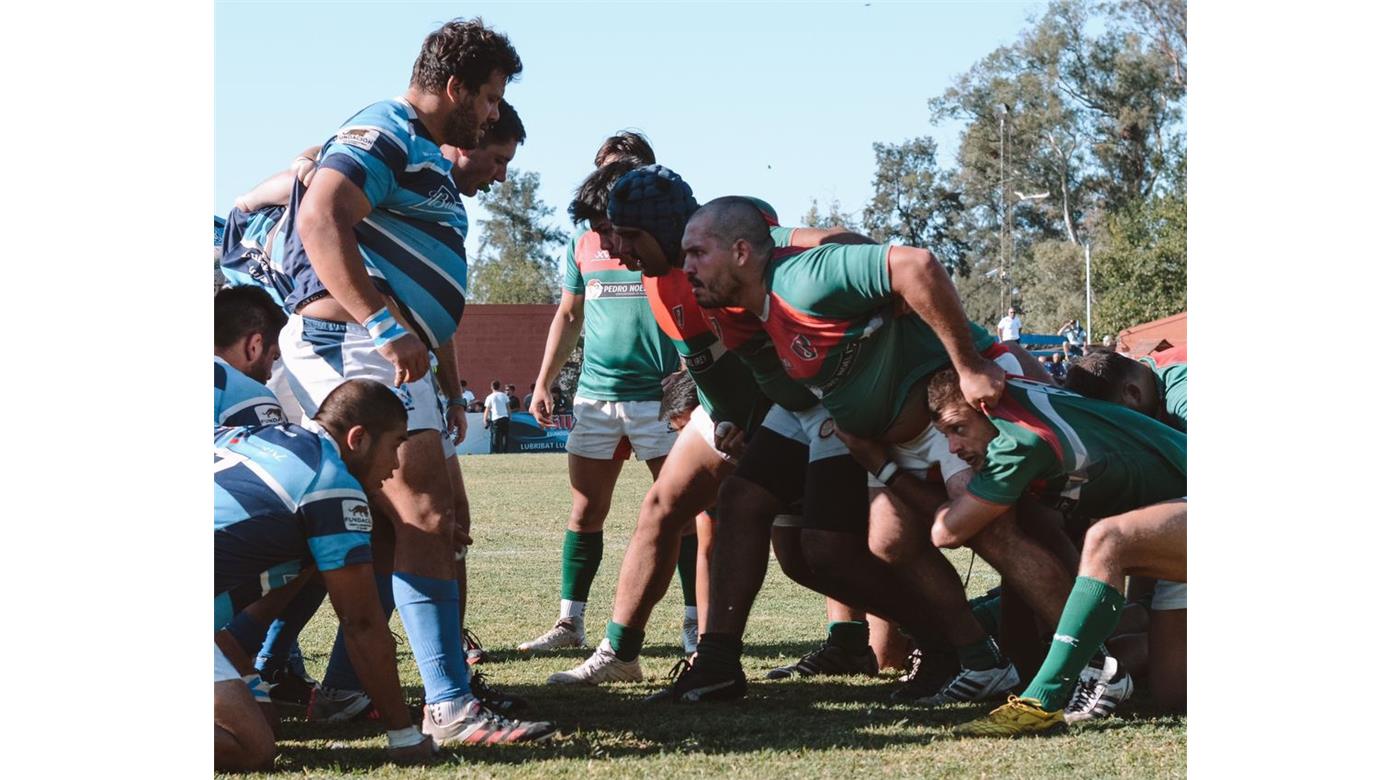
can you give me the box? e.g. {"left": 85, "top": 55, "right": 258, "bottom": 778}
{"left": 279, "top": 314, "right": 447, "bottom": 435}
{"left": 868, "top": 350, "right": 1024, "bottom": 488}
{"left": 678, "top": 405, "right": 738, "bottom": 465}
{"left": 565, "top": 395, "right": 676, "bottom": 461}
{"left": 215, "top": 643, "right": 241, "bottom": 684}
{"left": 759, "top": 404, "right": 850, "bottom": 462}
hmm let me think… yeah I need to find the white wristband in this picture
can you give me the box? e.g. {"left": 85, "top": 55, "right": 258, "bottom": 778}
{"left": 386, "top": 726, "right": 426, "bottom": 749}
{"left": 875, "top": 460, "right": 901, "bottom": 486}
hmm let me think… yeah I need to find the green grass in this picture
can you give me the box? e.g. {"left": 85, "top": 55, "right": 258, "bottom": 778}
{"left": 233, "top": 453, "right": 1185, "bottom": 778}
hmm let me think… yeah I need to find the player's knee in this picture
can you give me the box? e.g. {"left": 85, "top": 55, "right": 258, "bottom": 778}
{"left": 1083, "top": 519, "right": 1124, "bottom": 565}
{"left": 772, "top": 528, "right": 814, "bottom": 585}
{"left": 868, "top": 528, "right": 915, "bottom": 565}
{"left": 798, "top": 530, "right": 848, "bottom": 579}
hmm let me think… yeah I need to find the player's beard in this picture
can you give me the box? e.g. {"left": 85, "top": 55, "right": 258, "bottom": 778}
{"left": 443, "top": 102, "right": 482, "bottom": 150}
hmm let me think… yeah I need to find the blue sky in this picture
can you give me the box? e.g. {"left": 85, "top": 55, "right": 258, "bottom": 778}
{"left": 215, "top": 1, "right": 1045, "bottom": 244}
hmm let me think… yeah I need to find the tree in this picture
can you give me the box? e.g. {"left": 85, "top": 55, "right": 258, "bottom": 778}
{"left": 801, "top": 199, "right": 858, "bottom": 230}
{"left": 1017, "top": 240, "right": 1087, "bottom": 333}
{"left": 468, "top": 169, "right": 568, "bottom": 304}
{"left": 1088, "top": 184, "right": 1185, "bottom": 338}
{"left": 861, "top": 137, "right": 971, "bottom": 275}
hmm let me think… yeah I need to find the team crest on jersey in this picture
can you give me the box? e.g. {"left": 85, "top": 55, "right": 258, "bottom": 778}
{"left": 586, "top": 279, "right": 603, "bottom": 300}
{"left": 255, "top": 404, "right": 284, "bottom": 424}
{"left": 791, "top": 334, "right": 819, "bottom": 361}
{"left": 707, "top": 316, "right": 722, "bottom": 340}
{"left": 672, "top": 305, "right": 685, "bottom": 328}
{"left": 818, "top": 418, "right": 836, "bottom": 439}
{"left": 336, "top": 127, "right": 380, "bottom": 151}
{"left": 342, "top": 500, "right": 373, "bottom": 532}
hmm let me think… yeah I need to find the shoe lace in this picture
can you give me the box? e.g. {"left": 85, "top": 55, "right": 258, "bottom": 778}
{"left": 662, "top": 657, "right": 693, "bottom": 685}
{"left": 464, "top": 628, "right": 484, "bottom": 652}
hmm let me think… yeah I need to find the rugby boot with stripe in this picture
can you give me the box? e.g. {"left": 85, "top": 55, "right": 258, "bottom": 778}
{"left": 766, "top": 641, "right": 878, "bottom": 680}
{"left": 422, "top": 696, "right": 556, "bottom": 746}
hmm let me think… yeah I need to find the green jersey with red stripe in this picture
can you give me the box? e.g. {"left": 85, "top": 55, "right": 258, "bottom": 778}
{"left": 967, "top": 379, "right": 1186, "bottom": 521}
{"left": 562, "top": 226, "right": 679, "bottom": 401}
{"left": 1141, "top": 345, "right": 1187, "bottom": 432}
{"left": 757, "top": 242, "right": 996, "bottom": 437}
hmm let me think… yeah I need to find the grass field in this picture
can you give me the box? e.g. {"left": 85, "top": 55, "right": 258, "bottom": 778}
{"left": 230, "top": 453, "right": 1185, "bottom": 779}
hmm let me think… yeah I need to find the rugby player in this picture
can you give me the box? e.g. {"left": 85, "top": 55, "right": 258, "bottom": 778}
{"left": 1064, "top": 344, "right": 1188, "bottom": 711}
{"left": 891, "top": 370, "right": 1187, "bottom": 735}
{"left": 275, "top": 18, "right": 544, "bottom": 742}
{"left": 518, "top": 134, "right": 689, "bottom": 654}
{"left": 666, "top": 197, "right": 1070, "bottom": 706}
{"left": 215, "top": 286, "right": 287, "bottom": 427}
{"left": 215, "top": 380, "right": 436, "bottom": 767}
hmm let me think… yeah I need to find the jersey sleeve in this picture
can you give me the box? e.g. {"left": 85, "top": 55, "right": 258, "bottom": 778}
{"left": 769, "top": 226, "right": 795, "bottom": 248}
{"left": 316, "top": 122, "right": 409, "bottom": 209}
{"left": 561, "top": 232, "right": 584, "bottom": 295}
{"left": 1158, "top": 363, "right": 1187, "bottom": 430}
{"left": 966, "top": 422, "right": 1061, "bottom": 506}
{"left": 295, "top": 453, "right": 373, "bottom": 573}
{"left": 785, "top": 243, "right": 895, "bottom": 318}
{"left": 214, "top": 365, "right": 286, "bottom": 427}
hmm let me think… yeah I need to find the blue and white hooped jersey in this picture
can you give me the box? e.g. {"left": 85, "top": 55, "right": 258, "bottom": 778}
{"left": 282, "top": 98, "right": 469, "bottom": 349}
{"left": 220, "top": 206, "right": 296, "bottom": 309}
{"left": 214, "top": 421, "right": 373, "bottom": 631}
{"left": 214, "top": 357, "right": 285, "bottom": 428}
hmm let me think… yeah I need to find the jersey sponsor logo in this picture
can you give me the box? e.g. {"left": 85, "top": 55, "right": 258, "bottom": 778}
{"left": 254, "top": 443, "right": 286, "bottom": 461}
{"left": 684, "top": 350, "right": 714, "bottom": 373}
{"left": 1052, "top": 633, "right": 1080, "bottom": 647}
{"left": 815, "top": 341, "right": 863, "bottom": 395}
{"left": 255, "top": 404, "right": 284, "bottom": 424}
{"left": 707, "top": 315, "right": 722, "bottom": 341}
{"left": 335, "top": 127, "right": 380, "bottom": 151}
{"left": 790, "top": 334, "right": 818, "bottom": 361}
{"left": 342, "top": 500, "right": 373, "bottom": 532}
{"left": 424, "top": 184, "right": 458, "bottom": 210}
{"left": 586, "top": 280, "right": 646, "bottom": 300}
{"left": 818, "top": 418, "right": 836, "bottom": 439}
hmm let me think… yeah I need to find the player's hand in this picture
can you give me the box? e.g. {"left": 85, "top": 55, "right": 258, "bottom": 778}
{"left": 956, "top": 355, "right": 1006, "bottom": 410}
{"left": 445, "top": 405, "right": 468, "bottom": 446}
{"left": 531, "top": 391, "right": 555, "bottom": 427}
{"left": 832, "top": 425, "right": 890, "bottom": 474}
{"left": 387, "top": 735, "right": 437, "bottom": 764}
{"left": 713, "top": 421, "right": 746, "bottom": 459}
{"left": 379, "top": 334, "right": 430, "bottom": 385}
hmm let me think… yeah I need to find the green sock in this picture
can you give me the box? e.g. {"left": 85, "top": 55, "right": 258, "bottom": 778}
{"left": 955, "top": 634, "right": 1005, "bottom": 671}
{"left": 605, "top": 620, "right": 645, "bottom": 662}
{"left": 970, "top": 594, "right": 1002, "bottom": 637}
{"left": 676, "top": 533, "right": 698, "bottom": 608}
{"left": 1021, "top": 576, "right": 1126, "bottom": 711}
{"left": 827, "top": 620, "right": 869, "bottom": 654}
{"left": 561, "top": 530, "right": 604, "bottom": 602}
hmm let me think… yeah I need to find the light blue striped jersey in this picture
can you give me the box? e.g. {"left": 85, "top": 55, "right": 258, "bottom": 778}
{"left": 214, "top": 421, "right": 373, "bottom": 631}
{"left": 220, "top": 206, "right": 296, "bottom": 309}
{"left": 214, "top": 357, "right": 285, "bottom": 427}
{"left": 282, "top": 98, "right": 469, "bottom": 348}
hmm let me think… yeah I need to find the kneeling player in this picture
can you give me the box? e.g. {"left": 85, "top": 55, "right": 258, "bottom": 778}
{"left": 902, "top": 370, "right": 1185, "bottom": 735}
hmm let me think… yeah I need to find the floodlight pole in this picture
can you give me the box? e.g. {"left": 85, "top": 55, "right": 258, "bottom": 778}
{"left": 1084, "top": 240, "right": 1092, "bottom": 342}
{"left": 998, "top": 105, "right": 1008, "bottom": 313}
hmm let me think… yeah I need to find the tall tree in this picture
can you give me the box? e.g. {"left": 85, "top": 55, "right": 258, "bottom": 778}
{"left": 468, "top": 170, "right": 568, "bottom": 304}
{"left": 801, "top": 199, "right": 858, "bottom": 230}
{"left": 861, "top": 137, "right": 971, "bottom": 275}
{"left": 1088, "top": 182, "right": 1186, "bottom": 338}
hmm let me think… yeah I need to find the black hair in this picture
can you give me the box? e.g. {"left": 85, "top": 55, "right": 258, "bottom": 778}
{"left": 1063, "top": 351, "right": 1138, "bottom": 402}
{"left": 659, "top": 370, "right": 700, "bottom": 422}
{"left": 569, "top": 155, "right": 649, "bottom": 226}
{"left": 594, "top": 131, "right": 656, "bottom": 168}
{"left": 481, "top": 99, "right": 525, "bottom": 146}
{"left": 692, "top": 196, "right": 775, "bottom": 257}
{"left": 313, "top": 379, "right": 408, "bottom": 439}
{"left": 214, "top": 285, "right": 287, "bottom": 348}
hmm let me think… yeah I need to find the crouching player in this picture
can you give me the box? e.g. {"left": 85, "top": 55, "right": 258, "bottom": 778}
{"left": 215, "top": 380, "right": 436, "bottom": 768}
{"left": 899, "top": 371, "right": 1185, "bottom": 735}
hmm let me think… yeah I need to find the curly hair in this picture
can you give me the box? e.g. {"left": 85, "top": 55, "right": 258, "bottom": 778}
{"left": 568, "top": 155, "right": 648, "bottom": 226}
{"left": 410, "top": 17, "right": 522, "bottom": 94}
{"left": 925, "top": 367, "right": 971, "bottom": 417}
{"left": 593, "top": 131, "right": 656, "bottom": 168}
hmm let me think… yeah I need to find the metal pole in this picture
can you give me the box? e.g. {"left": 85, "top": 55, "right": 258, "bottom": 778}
{"left": 1084, "top": 240, "right": 1092, "bottom": 342}
{"left": 999, "top": 111, "right": 1006, "bottom": 313}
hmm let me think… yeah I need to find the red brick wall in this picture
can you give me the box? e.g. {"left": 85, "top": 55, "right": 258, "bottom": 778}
{"left": 452, "top": 304, "right": 558, "bottom": 399}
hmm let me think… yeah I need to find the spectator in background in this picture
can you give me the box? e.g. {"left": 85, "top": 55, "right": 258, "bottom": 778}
{"left": 1059, "top": 319, "right": 1087, "bottom": 357}
{"left": 551, "top": 385, "right": 569, "bottom": 415}
{"left": 1038, "top": 355, "right": 1053, "bottom": 376}
{"left": 484, "top": 381, "right": 512, "bottom": 453}
{"left": 522, "top": 382, "right": 536, "bottom": 414}
{"left": 507, "top": 384, "right": 521, "bottom": 412}
{"left": 1103, "top": 334, "right": 1116, "bottom": 348}
{"left": 997, "top": 307, "right": 1023, "bottom": 344}
{"left": 1048, "top": 352, "right": 1068, "bottom": 383}
{"left": 459, "top": 380, "right": 477, "bottom": 412}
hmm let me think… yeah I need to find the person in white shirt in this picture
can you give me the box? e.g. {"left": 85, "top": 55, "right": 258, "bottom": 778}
{"left": 1058, "top": 319, "right": 1087, "bottom": 357}
{"left": 459, "top": 380, "right": 478, "bottom": 411}
{"left": 482, "top": 380, "right": 512, "bottom": 453}
{"left": 997, "top": 307, "right": 1023, "bottom": 344}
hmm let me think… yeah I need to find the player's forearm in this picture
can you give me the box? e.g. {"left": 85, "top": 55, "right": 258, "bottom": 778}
{"left": 235, "top": 170, "right": 296, "bottom": 213}
{"left": 340, "top": 617, "right": 414, "bottom": 730}
{"left": 433, "top": 338, "right": 461, "bottom": 398}
{"left": 891, "top": 248, "right": 981, "bottom": 369}
{"left": 932, "top": 496, "right": 1006, "bottom": 548}
{"left": 300, "top": 203, "right": 389, "bottom": 326}
{"left": 534, "top": 303, "right": 582, "bottom": 387}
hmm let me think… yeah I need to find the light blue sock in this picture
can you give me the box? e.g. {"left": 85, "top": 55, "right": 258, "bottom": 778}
{"left": 321, "top": 573, "right": 395, "bottom": 691}
{"left": 255, "top": 582, "right": 327, "bottom": 675}
{"left": 393, "top": 571, "right": 472, "bottom": 705}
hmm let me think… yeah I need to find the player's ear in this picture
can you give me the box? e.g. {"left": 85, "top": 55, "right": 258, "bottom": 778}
{"left": 734, "top": 238, "right": 750, "bottom": 267}
{"left": 244, "top": 332, "right": 265, "bottom": 364}
{"left": 345, "top": 424, "right": 369, "bottom": 454}
{"left": 444, "top": 74, "right": 468, "bottom": 104}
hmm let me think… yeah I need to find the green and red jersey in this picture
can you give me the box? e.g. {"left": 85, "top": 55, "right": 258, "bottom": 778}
{"left": 754, "top": 242, "right": 996, "bottom": 437}
{"left": 562, "top": 226, "right": 678, "bottom": 401}
{"left": 1141, "top": 345, "right": 1187, "bottom": 432}
{"left": 967, "top": 379, "right": 1186, "bottom": 522}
